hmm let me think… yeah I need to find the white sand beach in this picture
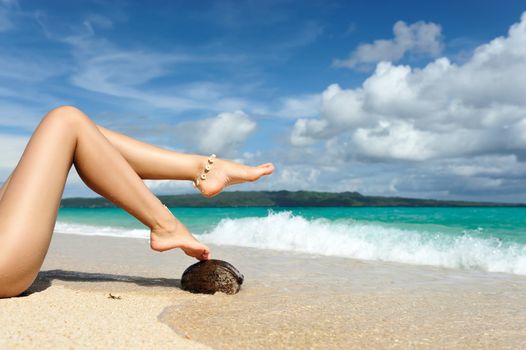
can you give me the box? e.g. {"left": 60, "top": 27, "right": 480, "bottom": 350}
{"left": 1, "top": 232, "right": 526, "bottom": 349}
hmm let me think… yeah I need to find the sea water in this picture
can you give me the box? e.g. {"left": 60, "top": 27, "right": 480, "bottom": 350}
{"left": 56, "top": 207, "right": 526, "bottom": 275}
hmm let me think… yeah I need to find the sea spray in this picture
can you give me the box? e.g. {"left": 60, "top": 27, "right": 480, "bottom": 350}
{"left": 200, "top": 211, "right": 526, "bottom": 275}
{"left": 55, "top": 208, "right": 526, "bottom": 275}
{"left": 54, "top": 222, "right": 150, "bottom": 239}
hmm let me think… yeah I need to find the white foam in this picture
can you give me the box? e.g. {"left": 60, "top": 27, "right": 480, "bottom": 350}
{"left": 200, "top": 211, "right": 526, "bottom": 275}
{"left": 56, "top": 212, "right": 526, "bottom": 275}
{"left": 54, "top": 222, "right": 149, "bottom": 240}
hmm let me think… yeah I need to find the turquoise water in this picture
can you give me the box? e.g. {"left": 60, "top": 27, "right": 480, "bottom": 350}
{"left": 56, "top": 207, "right": 526, "bottom": 275}
{"left": 57, "top": 206, "right": 526, "bottom": 242}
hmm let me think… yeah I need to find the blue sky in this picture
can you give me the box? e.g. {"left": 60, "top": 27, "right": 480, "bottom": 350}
{"left": 1, "top": 0, "right": 526, "bottom": 202}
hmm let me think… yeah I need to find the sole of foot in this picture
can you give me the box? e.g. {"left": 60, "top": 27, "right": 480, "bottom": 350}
{"left": 198, "top": 161, "right": 275, "bottom": 198}
{"left": 150, "top": 221, "right": 210, "bottom": 260}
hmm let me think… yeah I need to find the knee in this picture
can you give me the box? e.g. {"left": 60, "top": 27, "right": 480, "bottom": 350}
{"left": 48, "top": 105, "right": 84, "bottom": 117}
{"left": 43, "top": 105, "right": 90, "bottom": 129}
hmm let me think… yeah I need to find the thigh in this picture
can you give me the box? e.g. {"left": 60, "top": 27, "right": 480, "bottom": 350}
{"left": 0, "top": 109, "right": 77, "bottom": 296}
{"left": 0, "top": 175, "right": 11, "bottom": 201}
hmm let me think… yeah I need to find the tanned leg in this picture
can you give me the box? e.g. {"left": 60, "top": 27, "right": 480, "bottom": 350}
{"left": 0, "top": 106, "right": 209, "bottom": 298}
{"left": 96, "top": 126, "right": 274, "bottom": 197}
{"left": 0, "top": 175, "right": 10, "bottom": 200}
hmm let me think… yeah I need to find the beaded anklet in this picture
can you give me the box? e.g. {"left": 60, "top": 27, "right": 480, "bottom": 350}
{"left": 193, "top": 154, "right": 216, "bottom": 189}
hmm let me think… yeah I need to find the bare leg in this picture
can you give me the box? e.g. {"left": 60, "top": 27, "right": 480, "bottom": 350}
{"left": 0, "top": 175, "right": 11, "bottom": 200}
{"left": 0, "top": 106, "right": 209, "bottom": 298}
{"left": 97, "top": 126, "right": 274, "bottom": 197}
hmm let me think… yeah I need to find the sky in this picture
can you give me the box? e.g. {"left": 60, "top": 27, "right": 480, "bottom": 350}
{"left": 1, "top": 0, "right": 526, "bottom": 202}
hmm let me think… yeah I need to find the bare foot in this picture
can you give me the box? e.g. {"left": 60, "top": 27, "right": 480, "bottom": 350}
{"left": 196, "top": 158, "right": 275, "bottom": 198}
{"left": 150, "top": 219, "right": 210, "bottom": 260}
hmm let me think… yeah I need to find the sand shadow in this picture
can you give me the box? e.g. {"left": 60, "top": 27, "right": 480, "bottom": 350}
{"left": 23, "top": 269, "right": 181, "bottom": 296}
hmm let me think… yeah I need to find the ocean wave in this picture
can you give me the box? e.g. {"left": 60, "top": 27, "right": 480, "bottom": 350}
{"left": 200, "top": 211, "right": 526, "bottom": 275}
{"left": 56, "top": 211, "right": 526, "bottom": 275}
{"left": 54, "top": 222, "right": 149, "bottom": 239}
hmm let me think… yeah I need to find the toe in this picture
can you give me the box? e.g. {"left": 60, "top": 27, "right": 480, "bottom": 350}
{"left": 259, "top": 163, "right": 275, "bottom": 175}
{"left": 200, "top": 248, "right": 211, "bottom": 260}
{"left": 246, "top": 163, "right": 274, "bottom": 181}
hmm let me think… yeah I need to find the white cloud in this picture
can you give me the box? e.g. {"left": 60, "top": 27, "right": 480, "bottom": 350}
{"left": 446, "top": 155, "right": 524, "bottom": 177}
{"left": 281, "top": 13, "right": 526, "bottom": 202}
{"left": 267, "top": 166, "right": 321, "bottom": 190}
{"left": 0, "top": 54, "right": 67, "bottom": 82}
{"left": 143, "top": 179, "right": 194, "bottom": 194}
{"left": 334, "top": 20, "right": 443, "bottom": 69}
{"left": 292, "top": 12, "right": 526, "bottom": 163}
{"left": 274, "top": 21, "right": 323, "bottom": 50}
{"left": 0, "top": 101, "right": 48, "bottom": 130}
{"left": 276, "top": 94, "right": 321, "bottom": 119}
{"left": 70, "top": 50, "right": 202, "bottom": 111}
{"left": 174, "top": 111, "right": 256, "bottom": 156}
{"left": 67, "top": 42, "right": 253, "bottom": 113}
{"left": 31, "top": 12, "right": 254, "bottom": 114}
{"left": 0, "top": 132, "right": 87, "bottom": 189}
{"left": 0, "top": 133, "right": 29, "bottom": 168}
{"left": 84, "top": 14, "right": 113, "bottom": 31}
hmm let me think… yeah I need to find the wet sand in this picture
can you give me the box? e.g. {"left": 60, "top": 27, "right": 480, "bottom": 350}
{"left": 1, "top": 233, "right": 526, "bottom": 349}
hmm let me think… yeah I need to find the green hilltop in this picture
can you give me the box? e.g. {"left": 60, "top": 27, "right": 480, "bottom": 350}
{"left": 60, "top": 190, "right": 526, "bottom": 208}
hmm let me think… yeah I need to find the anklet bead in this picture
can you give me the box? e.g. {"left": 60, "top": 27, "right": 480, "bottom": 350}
{"left": 194, "top": 154, "right": 216, "bottom": 191}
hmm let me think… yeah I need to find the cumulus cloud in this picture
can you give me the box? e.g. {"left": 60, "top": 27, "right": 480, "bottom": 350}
{"left": 334, "top": 20, "right": 443, "bottom": 70}
{"left": 292, "top": 12, "right": 526, "bottom": 163}
{"left": 174, "top": 111, "right": 256, "bottom": 156}
{"left": 387, "top": 154, "right": 526, "bottom": 199}
{"left": 282, "top": 13, "right": 526, "bottom": 201}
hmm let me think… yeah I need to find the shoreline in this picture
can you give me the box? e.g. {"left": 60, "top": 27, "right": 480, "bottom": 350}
{"left": 1, "top": 232, "right": 526, "bottom": 349}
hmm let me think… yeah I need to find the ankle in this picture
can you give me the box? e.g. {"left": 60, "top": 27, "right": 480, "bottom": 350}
{"left": 192, "top": 154, "right": 217, "bottom": 189}
{"left": 150, "top": 209, "right": 178, "bottom": 237}
{"left": 191, "top": 155, "right": 209, "bottom": 181}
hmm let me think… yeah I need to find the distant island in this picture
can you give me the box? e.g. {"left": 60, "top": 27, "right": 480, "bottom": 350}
{"left": 60, "top": 190, "right": 526, "bottom": 208}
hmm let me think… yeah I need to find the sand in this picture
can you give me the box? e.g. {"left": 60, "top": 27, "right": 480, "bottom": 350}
{"left": 1, "top": 233, "right": 526, "bottom": 349}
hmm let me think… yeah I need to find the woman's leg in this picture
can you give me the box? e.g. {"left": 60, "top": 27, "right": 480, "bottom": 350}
{"left": 96, "top": 126, "right": 274, "bottom": 197}
{"left": 0, "top": 175, "right": 11, "bottom": 200}
{"left": 0, "top": 106, "right": 209, "bottom": 298}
